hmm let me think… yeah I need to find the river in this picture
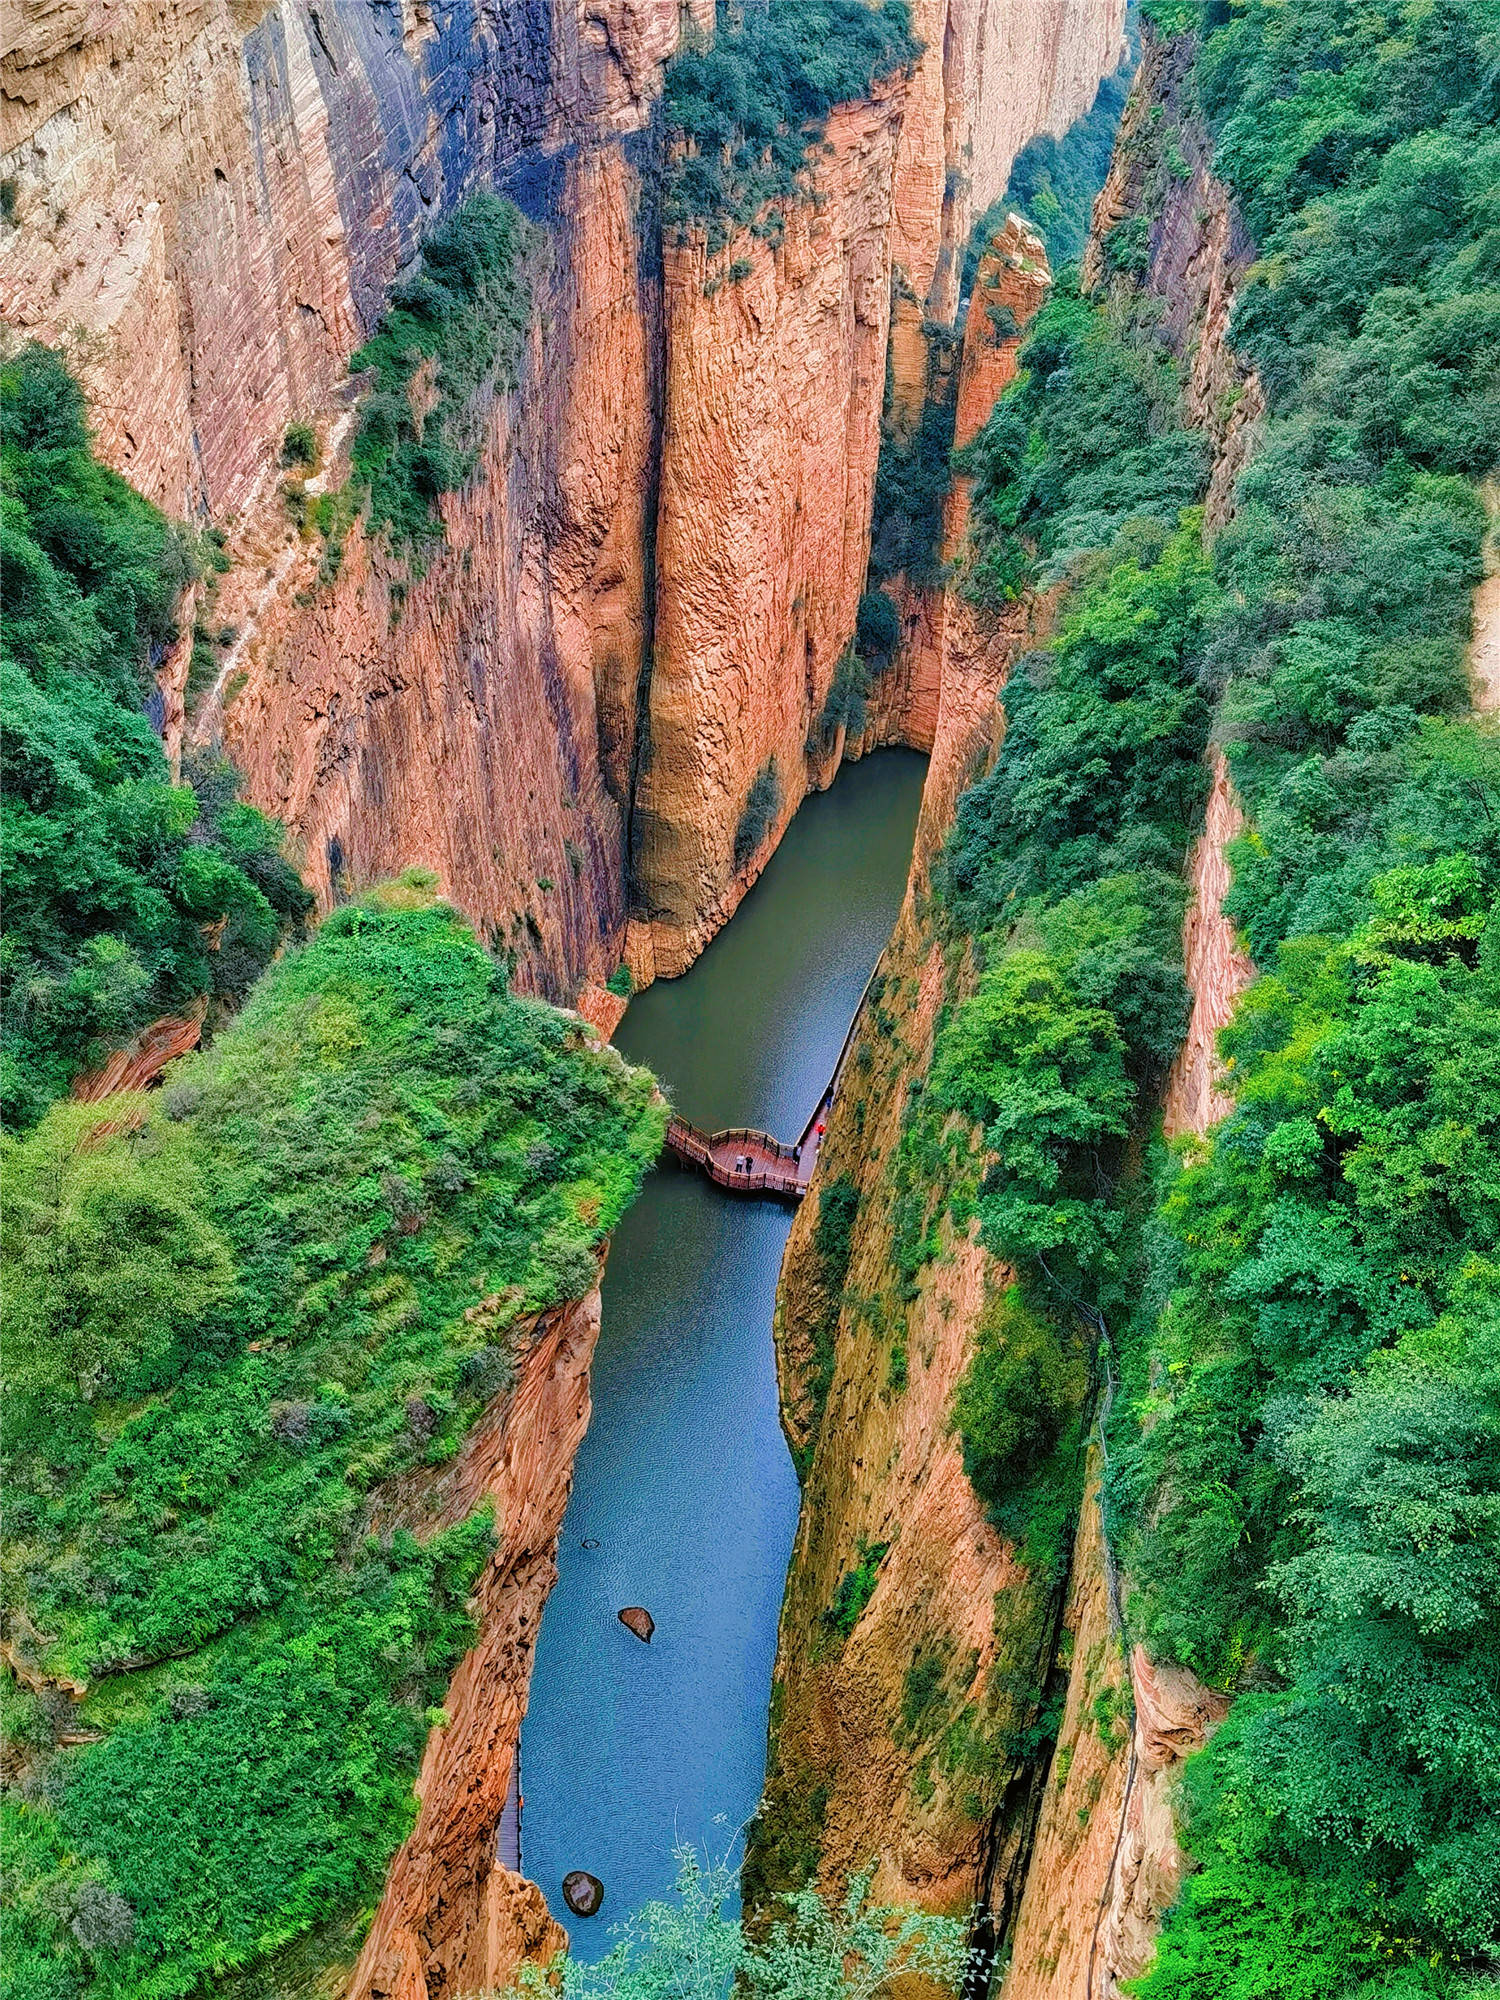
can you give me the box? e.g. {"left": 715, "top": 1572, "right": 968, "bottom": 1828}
{"left": 521, "top": 749, "right": 927, "bottom": 1952}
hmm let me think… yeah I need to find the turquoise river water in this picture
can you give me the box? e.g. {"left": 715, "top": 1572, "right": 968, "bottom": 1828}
{"left": 522, "top": 750, "right": 927, "bottom": 1951}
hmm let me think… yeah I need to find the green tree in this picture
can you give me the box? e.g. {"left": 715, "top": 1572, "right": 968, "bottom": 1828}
{"left": 931, "top": 948, "right": 1132, "bottom": 1270}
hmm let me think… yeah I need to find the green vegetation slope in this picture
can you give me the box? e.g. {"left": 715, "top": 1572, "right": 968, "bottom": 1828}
{"left": 878, "top": 0, "right": 1498, "bottom": 1987}
{"left": 1, "top": 886, "right": 663, "bottom": 1998}
{"left": 1, "top": 346, "right": 310, "bottom": 1130}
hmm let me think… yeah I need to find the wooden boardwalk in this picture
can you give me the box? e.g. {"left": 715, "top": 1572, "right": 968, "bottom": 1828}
{"left": 660, "top": 963, "right": 870, "bottom": 1202}
{"left": 497, "top": 1738, "right": 522, "bottom": 1873}
{"left": 663, "top": 1117, "right": 811, "bottom": 1199}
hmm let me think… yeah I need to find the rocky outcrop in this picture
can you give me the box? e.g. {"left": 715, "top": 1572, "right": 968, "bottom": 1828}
{"left": 628, "top": 87, "right": 909, "bottom": 978}
{"left": 1162, "top": 751, "right": 1255, "bottom": 1141}
{"left": 70, "top": 1002, "right": 207, "bottom": 1102}
{"left": 891, "top": 0, "right": 1128, "bottom": 321}
{"left": 351, "top": 1286, "right": 602, "bottom": 2000}
{"left": 1083, "top": 28, "right": 1263, "bottom": 530}
{"left": 863, "top": 213, "right": 1050, "bottom": 770}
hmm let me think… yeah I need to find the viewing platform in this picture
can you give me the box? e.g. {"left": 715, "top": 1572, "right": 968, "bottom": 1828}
{"left": 662, "top": 1116, "right": 814, "bottom": 1200}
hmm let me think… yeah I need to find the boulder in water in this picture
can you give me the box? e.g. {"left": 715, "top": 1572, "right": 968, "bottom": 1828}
{"left": 563, "top": 1870, "right": 605, "bottom": 1918}
{"left": 618, "top": 1606, "right": 654, "bottom": 1643}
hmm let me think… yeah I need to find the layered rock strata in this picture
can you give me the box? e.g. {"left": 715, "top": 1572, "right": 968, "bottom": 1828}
{"left": 628, "top": 87, "right": 908, "bottom": 977}
{"left": 3, "top": 0, "right": 1127, "bottom": 991}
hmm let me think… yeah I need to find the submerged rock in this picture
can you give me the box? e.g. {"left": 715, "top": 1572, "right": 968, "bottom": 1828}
{"left": 562, "top": 1870, "right": 605, "bottom": 1918}
{"left": 618, "top": 1606, "right": 654, "bottom": 1642}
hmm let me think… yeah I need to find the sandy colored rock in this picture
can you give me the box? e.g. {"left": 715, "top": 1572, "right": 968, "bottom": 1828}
{"left": 1000, "top": 1465, "right": 1131, "bottom": 2000}
{"left": 1162, "top": 751, "right": 1256, "bottom": 1142}
{"left": 70, "top": 1001, "right": 207, "bottom": 1102}
{"left": 890, "top": 0, "right": 1128, "bottom": 317}
{"left": 618, "top": 1606, "right": 654, "bottom": 1642}
{"left": 633, "top": 85, "right": 909, "bottom": 976}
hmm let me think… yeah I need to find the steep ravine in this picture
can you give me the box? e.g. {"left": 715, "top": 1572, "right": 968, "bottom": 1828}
{"left": 3, "top": 4, "right": 1128, "bottom": 1990}
{"left": 2, "top": 0, "right": 1124, "bottom": 998}
{"left": 750, "top": 28, "right": 1266, "bottom": 1992}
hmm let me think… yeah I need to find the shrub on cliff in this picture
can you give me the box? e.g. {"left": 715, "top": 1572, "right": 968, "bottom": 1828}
{"left": 0, "top": 887, "right": 664, "bottom": 1998}
{"left": 661, "top": 0, "right": 921, "bottom": 252}
{"left": 347, "top": 192, "right": 535, "bottom": 569}
{"left": 951, "top": 1285, "right": 1087, "bottom": 1511}
{"left": 0, "top": 343, "right": 309, "bottom": 1128}
{"left": 734, "top": 759, "right": 784, "bottom": 871}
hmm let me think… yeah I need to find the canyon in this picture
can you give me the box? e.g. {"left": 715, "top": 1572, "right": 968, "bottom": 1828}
{"left": 2, "top": 0, "right": 1124, "bottom": 1001}
{"left": 3, "top": 0, "right": 1136, "bottom": 1990}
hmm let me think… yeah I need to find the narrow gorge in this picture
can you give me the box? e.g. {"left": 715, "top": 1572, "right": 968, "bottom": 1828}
{"left": 3, "top": 0, "right": 1497, "bottom": 1995}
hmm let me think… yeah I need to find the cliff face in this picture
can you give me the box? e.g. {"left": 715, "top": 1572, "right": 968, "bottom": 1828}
{"left": 863, "top": 214, "right": 1051, "bottom": 771}
{"left": 890, "top": 0, "right": 1127, "bottom": 321}
{"left": 627, "top": 88, "right": 907, "bottom": 977}
{"left": 2, "top": 0, "right": 696, "bottom": 996}
{"left": 206, "top": 143, "right": 657, "bottom": 996}
{"left": 746, "top": 232, "right": 1056, "bottom": 1917}
{"left": 630, "top": 0, "right": 1126, "bottom": 972}
{"left": 350, "top": 1286, "right": 602, "bottom": 2000}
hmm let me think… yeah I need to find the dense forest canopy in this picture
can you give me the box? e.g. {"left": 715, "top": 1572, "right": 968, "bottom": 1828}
{"left": 918, "top": 0, "right": 1500, "bottom": 1988}
{"left": 0, "top": 346, "right": 310, "bottom": 1130}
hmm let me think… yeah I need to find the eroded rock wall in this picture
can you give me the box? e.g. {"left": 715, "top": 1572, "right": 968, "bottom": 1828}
{"left": 891, "top": 0, "right": 1128, "bottom": 321}
{"left": 2, "top": 0, "right": 696, "bottom": 996}
{"left": 627, "top": 87, "right": 907, "bottom": 978}
{"left": 351, "top": 1286, "right": 602, "bottom": 2000}
{"left": 211, "top": 143, "right": 656, "bottom": 996}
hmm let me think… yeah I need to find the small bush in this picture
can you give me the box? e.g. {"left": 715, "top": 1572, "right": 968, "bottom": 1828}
{"left": 734, "top": 759, "right": 783, "bottom": 871}
{"left": 0, "top": 343, "right": 309, "bottom": 1129}
{"left": 824, "top": 1540, "right": 889, "bottom": 1639}
{"left": 280, "top": 422, "right": 317, "bottom": 468}
{"left": 345, "top": 193, "right": 535, "bottom": 572}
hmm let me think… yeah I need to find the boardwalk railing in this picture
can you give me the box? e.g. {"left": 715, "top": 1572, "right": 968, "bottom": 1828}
{"left": 663, "top": 1118, "right": 805, "bottom": 1199}
{"left": 662, "top": 959, "right": 888, "bottom": 1203}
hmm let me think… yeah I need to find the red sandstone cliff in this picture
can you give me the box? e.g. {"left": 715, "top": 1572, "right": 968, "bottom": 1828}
{"left": 1, "top": 0, "right": 698, "bottom": 998}
{"left": 627, "top": 86, "right": 909, "bottom": 977}
{"left": 349, "top": 1287, "right": 602, "bottom": 2000}
{"left": 2, "top": 0, "right": 1128, "bottom": 993}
